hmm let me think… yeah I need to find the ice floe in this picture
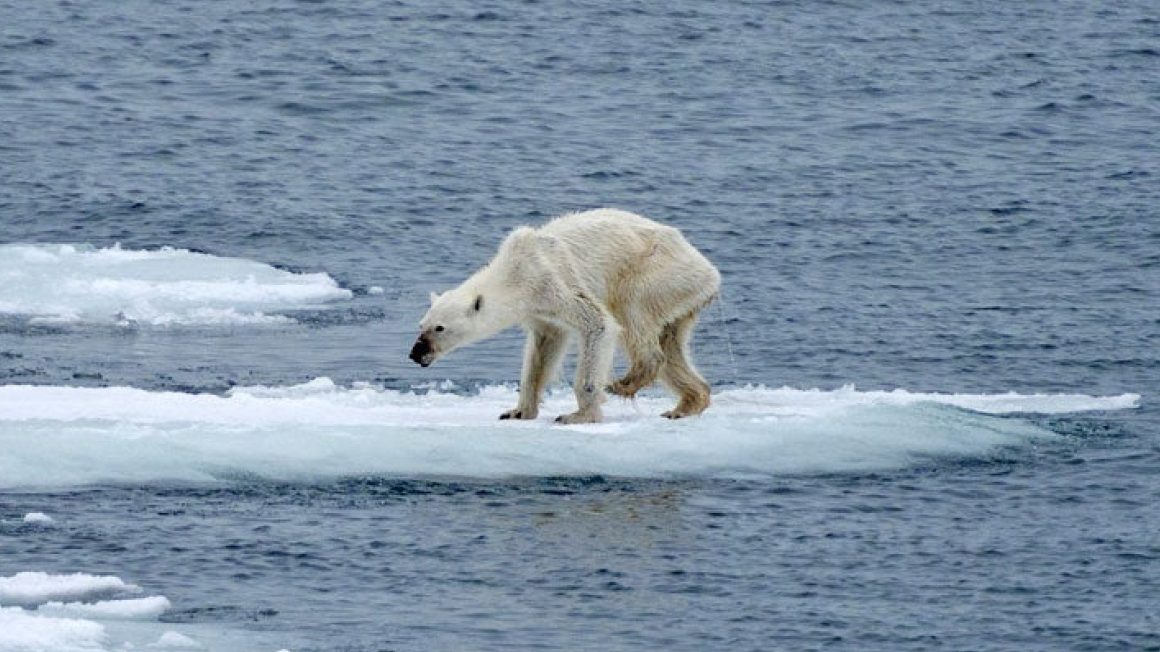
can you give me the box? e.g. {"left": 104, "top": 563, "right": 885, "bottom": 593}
{"left": 0, "top": 243, "right": 352, "bottom": 326}
{"left": 0, "top": 379, "right": 1139, "bottom": 488}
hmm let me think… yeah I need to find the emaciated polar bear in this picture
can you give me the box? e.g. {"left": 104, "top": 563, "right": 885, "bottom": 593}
{"left": 409, "top": 209, "right": 720, "bottom": 424}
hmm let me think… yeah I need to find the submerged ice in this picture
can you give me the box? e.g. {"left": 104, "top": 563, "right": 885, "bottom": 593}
{"left": 0, "top": 379, "right": 1139, "bottom": 488}
{"left": 0, "top": 243, "right": 352, "bottom": 326}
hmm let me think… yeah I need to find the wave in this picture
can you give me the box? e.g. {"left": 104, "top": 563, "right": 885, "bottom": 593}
{"left": 0, "top": 380, "right": 1138, "bottom": 488}
{"left": 0, "top": 243, "right": 352, "bottom": 326}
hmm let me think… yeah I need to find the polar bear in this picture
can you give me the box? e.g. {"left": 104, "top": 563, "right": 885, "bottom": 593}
{"left": 409, "top": 209, "right": 720, "bottom": 424}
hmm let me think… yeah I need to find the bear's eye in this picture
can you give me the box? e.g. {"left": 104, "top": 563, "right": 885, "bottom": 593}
{"left": 434, "top": 325, "right": 445, "bottom": 332}
{"left": 473, "top": 295, "right": 483, "bottom": 312}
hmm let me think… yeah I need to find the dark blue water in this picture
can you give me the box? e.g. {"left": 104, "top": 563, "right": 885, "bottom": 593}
{"left": 2, "top": 1, "right": 1158, "bottom": 650}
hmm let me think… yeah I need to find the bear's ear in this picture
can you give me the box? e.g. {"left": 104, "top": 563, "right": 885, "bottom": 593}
{"left": 429, "top": 291, "right": 440, "bottom": 304}
{"left": 473, "top": 295, "right": 483, "bottom": 312}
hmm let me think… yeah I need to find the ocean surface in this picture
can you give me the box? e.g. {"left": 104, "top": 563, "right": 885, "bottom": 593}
{"left": 1, "top": 1, "right": 1157, "bottom": 650}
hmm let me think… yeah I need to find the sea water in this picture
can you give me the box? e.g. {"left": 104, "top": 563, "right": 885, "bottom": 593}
{"left": 1, "top": 1, "right": 1157, "bottom": 650}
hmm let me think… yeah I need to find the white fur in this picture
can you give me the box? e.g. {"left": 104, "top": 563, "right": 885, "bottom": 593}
{"left": 416, "top": 209, "right": 720, "bottom": 423}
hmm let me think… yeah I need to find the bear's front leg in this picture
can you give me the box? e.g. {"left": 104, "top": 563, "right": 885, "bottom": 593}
{"left": 555, "top": 300, "right": 617, "bottom": 424}
{"left": 500, "top": 322, "right": 567, "bottom": 420}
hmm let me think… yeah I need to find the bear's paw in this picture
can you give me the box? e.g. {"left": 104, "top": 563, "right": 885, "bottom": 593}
{"left": 499, "top": 407, "right": 537, "bottom": 420}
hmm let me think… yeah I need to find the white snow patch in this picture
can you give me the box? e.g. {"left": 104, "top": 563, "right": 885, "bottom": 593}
{"left": 0, "top": 606, "right": 108, "bottom": 652}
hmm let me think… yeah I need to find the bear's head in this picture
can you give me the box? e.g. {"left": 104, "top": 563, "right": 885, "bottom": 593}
{"left": 410, "top": 286, "right": 512, "bottom": 367}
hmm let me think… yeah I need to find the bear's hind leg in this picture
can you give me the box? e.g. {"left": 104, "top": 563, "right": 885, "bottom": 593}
{"left": 658, "top": 311, "right": 711, "bottom": 419}
{"left": 608, "top": 310, "right": 664, "bottom": 399}
{"left": 501, "top": 322, "right": 567, "bottom": 420}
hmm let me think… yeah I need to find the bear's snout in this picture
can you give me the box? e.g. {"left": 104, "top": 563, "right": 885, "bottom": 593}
{"left": 409, "top": 334, "right": 434, "bottom": 367}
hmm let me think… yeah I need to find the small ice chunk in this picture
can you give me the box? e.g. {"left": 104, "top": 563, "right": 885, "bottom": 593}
{"left": 37, "top": 595, "right": 172, "bottom": 620}
{"left": 150, "top": 631, "right": 204, "bottom": 649}
{"left": 22, "top": 512, "right": 53, "bottom": 524}
{"left": 0, "top": 572, "right": 141, "bottom": 607}
{"left": 368, "top": 285, "right": 385, "bottom": 295}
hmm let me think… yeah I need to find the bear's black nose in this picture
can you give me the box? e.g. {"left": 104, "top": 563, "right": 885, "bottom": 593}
{"left": 409, "top": 336, "right": 432, "bottom": 366}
